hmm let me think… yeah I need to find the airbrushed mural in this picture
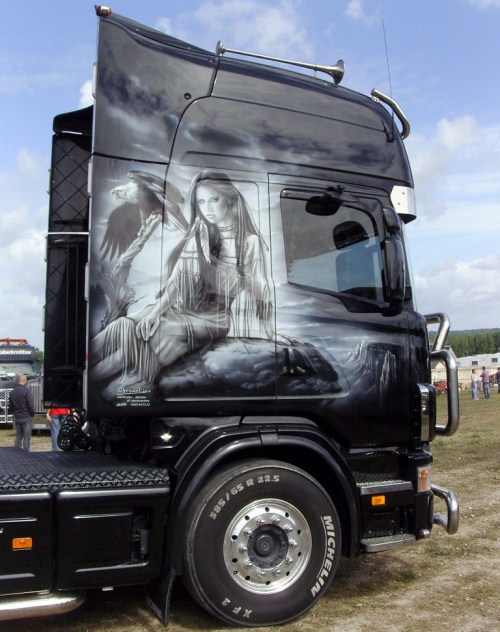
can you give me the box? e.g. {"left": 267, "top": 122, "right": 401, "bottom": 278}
{"left": 88, "top": 167, "right": 285, "bottom": 409}
{"left": 87, "top": 162, "right": 408, "bottom": 440}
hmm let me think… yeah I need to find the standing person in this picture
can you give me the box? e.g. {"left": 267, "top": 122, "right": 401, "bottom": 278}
{"left": 8, "top": 374, "right": 35, "bottom": 451}
{"left": 470, "top": 368, "right": 479, "bottom": 399}
{"left": 46, "top": 407, "right": 70, "bottom": 451}
{"left": 495, "top": 366, "right": 500, "bottom": 394}
{"left": 480, "top": 366, "right": 490, "bottom": 399}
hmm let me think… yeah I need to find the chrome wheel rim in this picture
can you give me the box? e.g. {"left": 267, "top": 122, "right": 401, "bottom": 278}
{"left": 223, "top": 498, "right": 311, "bottom": 594}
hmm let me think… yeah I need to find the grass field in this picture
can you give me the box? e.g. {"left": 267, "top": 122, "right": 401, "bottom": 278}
{"left": 1, "top": 389, "right": 499, "bottom": 632}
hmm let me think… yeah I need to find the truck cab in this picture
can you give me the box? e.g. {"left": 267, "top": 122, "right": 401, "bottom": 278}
{"left": 0, "top": 338, "right": 41, "bottom": 387}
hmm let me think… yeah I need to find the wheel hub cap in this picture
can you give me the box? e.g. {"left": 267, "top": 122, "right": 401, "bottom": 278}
{"left": 223, "top": 499, "right": 311, "bottom": 594}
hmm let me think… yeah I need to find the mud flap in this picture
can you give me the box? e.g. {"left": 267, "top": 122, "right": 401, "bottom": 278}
{"left": 146, "top": 566, "right": 177, "bottom": 625}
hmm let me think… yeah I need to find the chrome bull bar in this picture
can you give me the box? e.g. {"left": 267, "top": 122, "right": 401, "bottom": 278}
{"left": 432, "top": 484, "right": 459, "bottom": 535}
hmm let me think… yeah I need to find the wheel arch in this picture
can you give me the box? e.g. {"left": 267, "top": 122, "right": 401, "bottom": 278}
{"left": 166, "top": 427, "right": 360, "bottom": 572}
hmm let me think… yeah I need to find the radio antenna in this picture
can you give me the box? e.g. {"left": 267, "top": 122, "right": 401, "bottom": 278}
{"left": 382, "top": 19, "right": 393, "bottom": 98}
{"left": 382, "top": 19, "right": 395, "bottom": 135}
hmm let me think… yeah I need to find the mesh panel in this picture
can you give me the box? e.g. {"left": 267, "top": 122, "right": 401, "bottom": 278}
{"left": 44, "top": 130, "right": 90, "bottom": 406}
{"left": 49, "top": 133, "right": 90, "bottom": 232}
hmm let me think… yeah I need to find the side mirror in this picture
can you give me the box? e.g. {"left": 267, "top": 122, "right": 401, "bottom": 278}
{"left": 305, "top": 194, "right": 342, "bottom": 216}
{"left": 383, "top": 205, "right": 402, "bottom": 235}
{"left": 384, "top": 235, "right": 405, "bottom": 307}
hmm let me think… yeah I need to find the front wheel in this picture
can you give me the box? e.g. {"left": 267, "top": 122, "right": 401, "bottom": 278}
{"left": 182, "top": 459, "right": 341, "bottom": 626}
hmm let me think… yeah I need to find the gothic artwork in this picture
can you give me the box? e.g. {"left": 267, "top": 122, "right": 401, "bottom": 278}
{"left": 88, "top": 168, "right": 288, "bottom": 410}
{"left": 87, "top": 165, "right": 404, "bottom": 442}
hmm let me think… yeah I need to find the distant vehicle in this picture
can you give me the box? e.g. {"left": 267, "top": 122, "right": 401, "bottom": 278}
{"left": 0, "top": 338, "right": 43, "bottom": 426}
{"left": 0, "top": 338, "right": 41, "bottom": 387}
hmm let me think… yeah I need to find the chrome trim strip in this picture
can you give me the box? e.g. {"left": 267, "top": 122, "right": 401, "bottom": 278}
{"left": 390, "top": 185, "right": 416, "bottom": 220}
{"left": 417, "top": 383, "right": 431, "bottom": 442}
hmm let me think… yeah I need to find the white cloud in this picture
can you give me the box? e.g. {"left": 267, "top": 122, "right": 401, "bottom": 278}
{"left": 345, "top": 0, "right": 378, "bottom": 25}
{"left": 0, "top": 64, "right": 64, "bottom": 95}
{"left": 156, "top": 17, "right": 174, "bottom": 34}
{"left": 79, "top": 80, "right": 93, "bottom": 108}
{"left": 435, "top": 116, "right": 477, "bottom": 153}
{"left": 405, "top": 114, "right": 500, "bottom": 329}
{"left": 415, "top": 255, "right": 500, "bottom": 329}
{"left": 0, "top": 43, "right": 92, "bottom": 98}
{"left": 171, "top": 0, "right": 314, "bottom": 59}
{"left": 0, "top": 150, "right": 48, "bottom": 349}
{"left": 468, "top": 0, "right": 500, "bottom": 7}
{"left": 406, "top": 115, "right": 486, "bottom": 219}
{"left": 16, "top": 148, "right": 42, "bottom": 175}
{"left": 417, "top": 257, "right": 499, "bottom": 327}
{"left": 0, "top": 225, "right": 45, "bottom": 349}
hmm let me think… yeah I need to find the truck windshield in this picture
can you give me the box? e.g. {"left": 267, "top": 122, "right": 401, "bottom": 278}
{"left": 0, "top": 362, "right": 37, "bottom": 378}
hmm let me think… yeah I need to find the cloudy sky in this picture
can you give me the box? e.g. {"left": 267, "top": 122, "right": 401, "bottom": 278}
{"left": 1, "top": 0, "right": 499, "bottom": 350}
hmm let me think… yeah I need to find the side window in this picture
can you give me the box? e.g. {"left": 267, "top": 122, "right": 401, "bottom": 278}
{"left": 281, "top": 194, "right": 384, "bottom": 302}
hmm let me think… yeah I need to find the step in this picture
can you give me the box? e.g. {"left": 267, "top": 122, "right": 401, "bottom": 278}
{"left": 356, "top": 479, "right": 413, "bottom": 496}
{"left": 361, "top": 533, "right": 416, "bottom": 553}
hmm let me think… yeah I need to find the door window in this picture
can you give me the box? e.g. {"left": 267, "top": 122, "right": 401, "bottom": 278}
{"left": 281, "top": 192, "right": 384, "bottom": 302}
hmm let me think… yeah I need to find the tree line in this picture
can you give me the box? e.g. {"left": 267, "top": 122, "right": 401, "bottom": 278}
{"left": 442, "top": 329, "right": 500, "bottom": 359}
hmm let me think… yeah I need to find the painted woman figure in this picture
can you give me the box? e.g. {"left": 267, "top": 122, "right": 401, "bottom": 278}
{"left": 90, "top": 172, "right": 274, "bottom": 397}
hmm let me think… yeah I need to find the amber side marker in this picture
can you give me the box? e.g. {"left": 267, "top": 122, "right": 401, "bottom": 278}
{"left": 12, "top": 537, "right": 33, "bottom": 550}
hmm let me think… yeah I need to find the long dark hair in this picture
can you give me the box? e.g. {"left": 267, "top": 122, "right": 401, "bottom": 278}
{"left": 166, "top": 172, "right": 263, "bottom": 278}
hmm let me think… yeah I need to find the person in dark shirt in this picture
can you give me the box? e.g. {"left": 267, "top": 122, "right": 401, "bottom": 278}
{"left": 8, "top": 373, "right": 35, "bottom": 451}
{"left": 480, "top": 366, "right": 490, "bottom": 399}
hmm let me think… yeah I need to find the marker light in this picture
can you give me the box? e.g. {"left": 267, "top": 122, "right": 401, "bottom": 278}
{"left": 95, "top": 6, "right": 112, "bottom": 17}
{"left": 371, "top": 495, "right": 386, "bottom": 506}
{"left": 13, "top": 537, "right": 32, "bottom": 550}
{"left": 417, "top": 466, "right": 432, "bottom": 493}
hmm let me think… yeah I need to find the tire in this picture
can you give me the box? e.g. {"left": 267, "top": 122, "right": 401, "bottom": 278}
{"left": 182, "top": 459, "right": 341, "bottom": 626}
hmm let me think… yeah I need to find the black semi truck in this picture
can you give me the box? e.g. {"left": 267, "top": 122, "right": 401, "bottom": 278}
{"left": 0, "top": 6, "right": 459, "bottom": 627}
{"left": 0, "top": 338, "right": 41, "bottom": 389}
